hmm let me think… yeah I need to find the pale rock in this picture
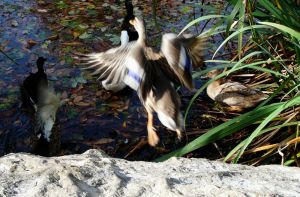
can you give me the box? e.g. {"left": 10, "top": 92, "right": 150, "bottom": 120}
{"left": 0, "top": 149, "right": 299, "bottom": 197}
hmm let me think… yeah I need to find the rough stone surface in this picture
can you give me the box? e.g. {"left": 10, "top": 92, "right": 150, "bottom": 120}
{"left": 0, "top": 149, "right": 300, "bottom": 197}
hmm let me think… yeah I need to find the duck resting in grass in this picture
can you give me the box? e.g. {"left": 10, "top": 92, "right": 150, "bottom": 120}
{"left": 76, "top": 17, "right": 205, "bottom": 146}
{"left": 21, "top": 57, "right": 63, "bottom": 155}
{"left": 206, "top": 69, "right": 268, "bottom": 112}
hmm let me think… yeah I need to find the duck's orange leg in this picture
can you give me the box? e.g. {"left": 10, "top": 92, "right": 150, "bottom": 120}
{"left": 147, "top": 112, "right": 159, "bottom": 146}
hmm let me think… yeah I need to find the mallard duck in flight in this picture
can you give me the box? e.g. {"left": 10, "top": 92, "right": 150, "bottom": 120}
{"left": 77, "top": 17, "right": 205, "bottom": 146}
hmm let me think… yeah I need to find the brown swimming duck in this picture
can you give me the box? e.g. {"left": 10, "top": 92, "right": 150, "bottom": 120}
{"left": 77, "top": 17, "right": 205, "bottom": 146}
{"left": 206, "top": 69, "right": 268, "bottom": 111}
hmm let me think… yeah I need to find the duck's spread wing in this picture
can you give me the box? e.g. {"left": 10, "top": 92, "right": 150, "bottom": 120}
{"left": 160, "top": 33, "right": 205, "bottom": 90}
{"left": 76, "top": 42, "right": 145, "bottom": 92}
{"left": 76, "top": 43, "right": 137, "bottom": 91}
{"left": 177, "top": 34, "right": 206, "bottom": 69}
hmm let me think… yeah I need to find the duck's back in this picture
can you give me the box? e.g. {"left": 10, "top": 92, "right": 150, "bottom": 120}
{"left": 22, "top": 71, "right": 48, "bottom": 104}
{"left": 143, "top": 68, "right": 182, "bottom": 131}
{"left": 215, "top": 82, "right": 267, "bottom": 108}
{"left": 218, "top": 82, "right": 248, "bottom": 93}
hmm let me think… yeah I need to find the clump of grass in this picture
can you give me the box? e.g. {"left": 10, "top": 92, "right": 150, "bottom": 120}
{"left": 157, "top": 0, "right": 300, "bottom": 166}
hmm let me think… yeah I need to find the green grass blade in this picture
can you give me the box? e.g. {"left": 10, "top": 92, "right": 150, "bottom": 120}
{"left": 227, "top": 51, "right": 263, "bottom": 75}
{"left": 205, "top": 59, "right": 287, "bottom": 78}
{"left": 225, "top": 0, "right": 242, "bottom": 36}
{"left": 178, "top": 15, "right": 226, "bottom": 36}
{"left": 234, "top": 95, "right": 300, "bottom": 163}
{"left": 237, "top": 0, "right": 245, "bottom": 59}
{"left": 258, "top": 22, "right": 300, "bottom": 40}
{"left": 212, "top": 25, "right": 269, "bottom": 59}
{"left": 155, "top": 103, "right": 282, "bottom": 162}
{"left": 224, "top": 121, "right": 300, "bottom": 162}
{"left": 257, "top": 0, "right": 286, "bottom": 23}
{"left": 256, "top": 77, "right": 291, "bottom": 108}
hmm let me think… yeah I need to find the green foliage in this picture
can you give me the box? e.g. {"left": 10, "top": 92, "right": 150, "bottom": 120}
{"left": 157, "top": 0, "right": 300, "bottom": 165}
{"left": 56, "top": 1, "right": 68, "bottom": 9}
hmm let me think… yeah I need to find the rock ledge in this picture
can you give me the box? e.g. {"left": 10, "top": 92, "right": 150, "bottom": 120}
{"left": 0, "top": 149, "right": 300, "bottom": 196}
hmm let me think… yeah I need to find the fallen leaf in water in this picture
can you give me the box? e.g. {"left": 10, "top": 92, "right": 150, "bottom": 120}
{"left": 80, "top": 116, "right": 87, "bottom": 123}
{"left": 95, "top": 22, "right": 105, "bottom": 28}
{"left": 11, "top": 20, "right": 18, "bottom": 27}
{"left": 79, "top": 32, "right": 91, "bottom": 39}
{"left": 73, "top": 95, "right": 83, "bottom": 103}
{"left": 37, "top": 0, "right": 46, "bottom": 5}
{"left": 27, "top": 39, "right": 38, "bottom": 49}
{"left": 61, "top": 91, "right": 68, "bottom": 99}
{"left": 14, "top": 119, "right": 21, "bottom": 125}
{"left": 55, "top": 68, "right": 73, "bottom": 76}
{"left": 107, "top": 101, "right": 125, "bottom": 108}
{"left": 37, "top": 9, "right": 48, "bottom": 13}
{"left": 75, "top": 101, "right": 90, "bottom": 107}
{"left": 62, "top": 42, "right": 83, "bottom": 46}
{"left": 73, "top": 31, "right": 81, "bottom": 38}
{"left": 46, "top": 34, "right": 59, "bottom": 41}
{"left": 96, "top": 90, "right": 111, "bottom": 100}
{"left": 5, "top": 68, "right": 13, "bottom": 75}
{"left": 71, "top": 76, "right": 87, "bottom": 88}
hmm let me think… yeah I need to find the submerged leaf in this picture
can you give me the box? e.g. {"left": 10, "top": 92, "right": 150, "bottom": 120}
{"left": 79, "top": 32, "right": 92, "bottom": 39}
{"left": 11, "top": 20, "right": 18, "bottom": 27}
{"left": 57, "top": 1, "right": 68, "bottom": 9}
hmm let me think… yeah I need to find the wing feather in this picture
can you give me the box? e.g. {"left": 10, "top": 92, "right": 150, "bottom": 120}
{"left": 76, "top": 43, "right": 136, "bottom": 91}
{"left": 160, "top": 33, "right": 205, "bottom": 90}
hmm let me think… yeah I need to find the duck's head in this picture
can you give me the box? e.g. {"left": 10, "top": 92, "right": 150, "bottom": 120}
{"left": 207, "top": 69, "right": 222, "bottom": 78}
{"left": 129, "top": 17, "right": 145, "bottom": 35}
{"left": 37, "top": 57, "right": 47, "bottom": 71}
{"left": 37, "top": 57, "right": 46, "bottom": 65}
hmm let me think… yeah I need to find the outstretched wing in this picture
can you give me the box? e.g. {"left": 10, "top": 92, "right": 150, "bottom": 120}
{"left": 177, "top": 33, "right": 206, "bottom": 69}
{"left": 76, "top": 42, "right": 145, "bottom": 92}
{"left": 160, "top": 33, "right": 205, "bottom": 90}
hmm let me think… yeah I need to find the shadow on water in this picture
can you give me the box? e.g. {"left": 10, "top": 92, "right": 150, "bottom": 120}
{"left": 0, "top": 0, "right": 226, "bottom": 160}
